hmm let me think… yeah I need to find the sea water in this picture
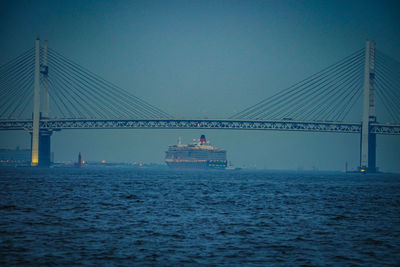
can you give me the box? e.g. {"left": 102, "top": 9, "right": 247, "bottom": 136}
{"left": 0, "top": 168, "right": 399, "bottom": 265}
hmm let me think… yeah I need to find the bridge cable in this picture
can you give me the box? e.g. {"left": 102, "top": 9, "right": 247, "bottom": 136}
{"left": 0, "top": 50, "right": 34, "bottom": 97}
{"left": 244, "top": 49, "right": 364, "bottom": 120}
{"left": 6, "top": 71, "right": 35, "bottom": 119}
{"left": 376, "top": 88, "right": 398, "bottom": 122}
{"left": 0, "top": 55, "right": 35, "bottom": 118}
{"left": 47, "top": 48, "right": 170, "bottom": 118}
{"left": 303, "top": 58, "right": 364, "bottom": 120}
{"left": 335, "top": 77, "right": 364, "bottom": 121}
{"left": 375, "top": 79, "right": 399, "bottom": 122}
{"left": 47, "top": 49, "right": 162, "bottom": 118}
{"left": 49, "top": 69, "right": 100, "bottom": 118}
{"left": 375, "top": 76, "right": 400, "bottom": 122}
{"left": 271, "top": 51, "right": 364, "bottom": 120}
{"left": 48, "top": 71, "right": 89, "bottom": 118}
{"left": 288, "top": 55, "right": 364, "bottom": 120}
{"left": 47, "top": 73, "right": 82, "bottom": 118}
{"left": 374, "top": 80, "right": 400, "bottom": 121}
{"left": 233, "top": 49, "right": 364, "bottom": 120}
{"left": 307, "top": 69, "right": 361, "bottom": 121}
{"left": 230, "top": 48, "right": 364, "bottom": 119}
{"left": 375, "top": 53, "right": 400, "bottom": 99}
{"left": 45, "top": 77, "right": 67, "bottom": 118}
{"left": 375, "top": 52, "right": 400, "bottom": 122}
{"left": 46, "top": 54, "right": 122, "bottom": 118}
{"left": 231, "top": 50, "right": 363, "bottom": 118}
{"left": 0, "top": 48, "right": 34, "bottom": 82}
{"left": 235, "top": 52, "right": 362, "bottom": 119}
{"left": 47, "top": 51, "right": 147, "bottom": 118}
{"left": 0, "top": 47, "right": 34, "bottom": 70}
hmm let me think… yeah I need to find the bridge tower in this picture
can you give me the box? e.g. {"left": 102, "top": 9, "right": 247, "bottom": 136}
{"left": 31, "top": 39, "right": 40, "bottom": 166}
{"left": 359, "top": 40, "right": 376, "bottom": 172}
{"left": 31, "top": 38, "right": 52, "bottom": 167}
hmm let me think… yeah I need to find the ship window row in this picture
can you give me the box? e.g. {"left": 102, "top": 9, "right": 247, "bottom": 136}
{"left": 166, "top": 153, "right": 226, "bottom": 160}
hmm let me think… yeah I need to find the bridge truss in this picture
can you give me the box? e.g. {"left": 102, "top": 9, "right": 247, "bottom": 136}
{"left": 1, "top": 118, "right": 399, "bottom": 135}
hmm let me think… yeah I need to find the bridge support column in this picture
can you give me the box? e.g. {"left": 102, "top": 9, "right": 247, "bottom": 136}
{"left": 30, "top": 38, "right": 53, "bottom": 167}
{"left": 39, "top": 130, "right": 52, "bottom": 167}
{"left": 31, "top": 38, "right": 41, "bottom": 166}
{"left": 359, "top": 40, "right": 377, "bottom": 173}
{"left": 30, "top": 129, "right": 53, "bottom": 167}
{"left": 368, "top": 133, "right": 376, "bottom": 171}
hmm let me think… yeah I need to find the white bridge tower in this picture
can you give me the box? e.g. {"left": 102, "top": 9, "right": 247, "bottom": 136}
{"left": 31, "top": 38, "right": 52, "bottom": 167}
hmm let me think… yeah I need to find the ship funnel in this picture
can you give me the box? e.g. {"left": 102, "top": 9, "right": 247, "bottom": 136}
{"left": 200, "top": 134, "right": 206, "bottom": 144}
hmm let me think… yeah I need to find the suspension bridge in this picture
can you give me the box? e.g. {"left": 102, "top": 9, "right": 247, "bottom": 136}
{"left": 1, "top": 39, "right": 399, "bottom": 172}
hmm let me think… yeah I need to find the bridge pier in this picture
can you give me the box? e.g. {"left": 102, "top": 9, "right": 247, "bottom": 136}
{"left": 368, "top": 133, "right": 376, "bottom": 172}
{"left": 30, "top": 129, "right": 53, "bottom": 167}
{"left": 39, "top": 130, "right": 52, "bottom": 167}
{"left": 359, "top": 40, "right": 377, "bottom": 173}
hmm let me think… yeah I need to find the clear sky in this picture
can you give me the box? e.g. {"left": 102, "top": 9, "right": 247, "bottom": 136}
{"left": 1, "top": 0, "right": 399, "bottom": 171}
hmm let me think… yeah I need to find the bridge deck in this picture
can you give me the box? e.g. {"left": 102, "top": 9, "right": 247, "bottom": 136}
{"left": 0, "top": 119, "right": 399, "bottom": 135}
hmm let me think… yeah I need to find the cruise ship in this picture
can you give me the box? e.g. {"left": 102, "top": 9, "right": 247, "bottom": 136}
{"left": 165, "top": 135, "right": 227, "bottom": 169}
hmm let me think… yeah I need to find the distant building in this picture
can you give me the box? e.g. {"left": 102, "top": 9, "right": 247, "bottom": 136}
{"left": 0, "top": 147, "right": 31, "bottom": 165}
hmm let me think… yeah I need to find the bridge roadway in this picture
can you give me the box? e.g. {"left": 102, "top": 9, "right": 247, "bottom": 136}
{"left": 0, "top": 118, "right": 399, "bottom": 135}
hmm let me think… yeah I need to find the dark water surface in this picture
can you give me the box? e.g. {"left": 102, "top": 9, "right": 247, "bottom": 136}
{"left": 0, "top": 168, "right": 399, "bottom": 266}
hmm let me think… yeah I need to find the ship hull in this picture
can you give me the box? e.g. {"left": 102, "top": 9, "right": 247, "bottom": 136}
{"left": 166, "top": 160, "right": 227, "bottom": 169}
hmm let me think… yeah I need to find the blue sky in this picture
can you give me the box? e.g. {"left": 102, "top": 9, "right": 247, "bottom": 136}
{"left": 1, "top": 0, "right": 399, "bottom": 171}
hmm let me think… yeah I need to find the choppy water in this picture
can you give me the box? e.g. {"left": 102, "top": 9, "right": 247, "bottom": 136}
{"left": 0, "top": 168, "right": 399, "bottom": 266}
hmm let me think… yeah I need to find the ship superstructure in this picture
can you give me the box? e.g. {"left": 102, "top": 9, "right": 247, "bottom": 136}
{"left": 165, "top": 135, "right": 227, "bottom": 169}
